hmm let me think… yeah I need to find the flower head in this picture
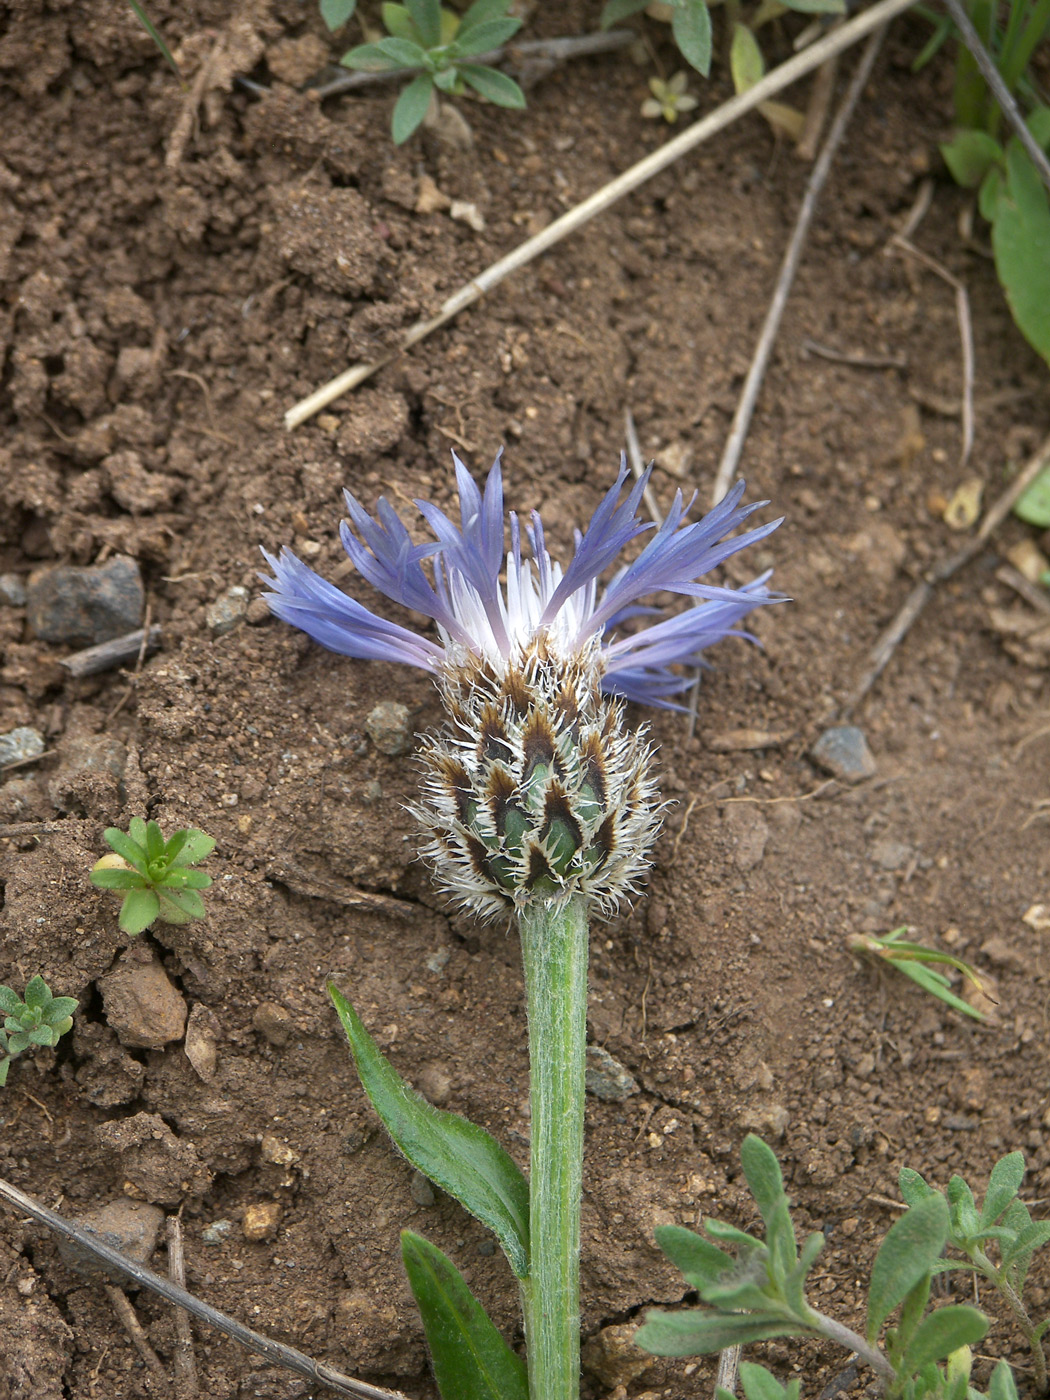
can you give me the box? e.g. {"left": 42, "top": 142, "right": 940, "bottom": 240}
{"left": 262, "top": 450, "right": 780, "bottom": 708}
{"left": 262, "top": 452, "right": 781, "bottom": 920}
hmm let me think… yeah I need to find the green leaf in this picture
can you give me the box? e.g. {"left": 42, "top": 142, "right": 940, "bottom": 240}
{"left": 104, "top": 826, "right": 148, "bottom": 872}
{"left": 947, "top": 1177, "right": 981, "bottom": 1241}
{"left": 941, "top": 129, "right": 1003, "bottom": 188}
{"left": 912, "top": 13, "right": 953, "bottom": 71}
{"left": 160, "top": 868, "right": 212, "bottom": 890}
{"left": 170, "top": 829, "right": 216, "bottom": 866}
{"left": 740, "top": 1135, "right": 786, "bottom": 1230}
{"left": 27, "top": 1025, "right": 56, "bottom": 1047}
{"left": 672, "top": 0, "right": 712, "bottom": 75}
{"left": 653, "top": 1225, "right": 733, "bottom": 1291}
{"left": 0, "top": 987, "right": 22, "bottom": 1016}
{"left": 705, "top": 1218, "right": 763, "bottom": 1249}
{"left": 128, "top": 0, "right": 183, "bottom": 81}
{"left": 432, "top": 66, "right": 460, "bottom": 92}
{"left": 1001, "top": 1220, "right": 1050, "bottom": 1265}
{"left": 738, "top": 1361, "right": 799, "bottom": 1400}
{"left": 0, "top": 1057, "right": 9, "bottom": 1086}
{"left": 1028, "top": 107, "right": 1050, "bottom": 152}
{"left": 45, "top": 997, "right": 78, "bottom": 1023}
{"left": 392, "top": 73, "right": 434, "bottom": 142}
{"left": 404, "top": 0, "right": 442, "bottom": 48}
{"left": 1014, "top": 465, "right": 1050, "bottom": 527}
{"left": 636, "top": 1309, "right": 809, "bottom": 1356}
{"left": 777, "top": 0, "right": 844, "bottom": 10}
{"left": 730, "top": 23, "right": 765, "bottom": 93}
{"left": 901, "top": 1306, "right": 989, "bottom": 1374}
{"left": 867, "top": 1193, "right": 950, "bottom": 1342}
{"left": 458, "top": 0, "right": 518, "bottom": 36}
{"left": 22, "top": 976, "right": 49, "bottom": 1011}
{"left": 601, "top": 0, "right": 649, "bottom": 26}
{"left": 453, "top": 18, "right": 521, "bottom": 56}
{"left": 91, "top": 867, "right": 149, "bottom": 890}
{"left": 6, "top": 1032, "right": 31, "bottom": 1055}
{"left": 330, "top": 984, "right": 530, "bottom": 1276}
{"left": 119, "top": 888, "right": 161, "bottom": 935}
{"left": 342, "top": 37, "right": 425, "bottom": 71}
{"left": 143, "top": 821, "right": 166, "bottom": 865}
{"left": 981, "top": 1153, "right": 1025, "bottom": 1227}
{"left": 992, "top": 140, "right": 1050, "bottom": 367}
{"left": 988, "top": 1360, "right": 1020, "bottom": 1400}
{"left": 321, "top": 0, "right": 357, "bottom": 31}
{"left": 382, "top": 3, "right": 416, "bottom": 40}
{"left": 458, "top": 64, "right": 526, "bottom": 107}
{"left": 401, "top": 1232, "right": 528, "bottom": 1400}
{"left": 157, "top": 888, "right": 206, "bottom": 923}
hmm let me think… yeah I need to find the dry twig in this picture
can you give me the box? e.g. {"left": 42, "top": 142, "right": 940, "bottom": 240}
{"left": 167, "top": 1215, "right": 200, "bottom": 1400}
{"left": 711, "top": 24, "right": 889, "bottom": 505}
{"left": 845, "top": 431, "right": 1050, "bottom": 712}
{"left": 284, "top": 0, "right": 917, "bottom": 430}
{"left": 104, "top": 1283, "right": 172, "bottom": 1396}
{"left": 0, "top": 1176, "right": 408, "bottom": 1400}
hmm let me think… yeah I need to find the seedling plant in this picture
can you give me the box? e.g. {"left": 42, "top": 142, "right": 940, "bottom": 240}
{"left": 637, "top": 1135, "right": 1050, "bottom": 1397}
{"left": 331, "top": 0, "right": 526, "bottom": 144}
{"left": 90, "top": 818, "right": 216, "bottom": 936}
{"left": 0, "top": 976, "right": 77, "bottom": 1087}
{"left": 847, "top": 926, "right": 993, "bottom": 1021}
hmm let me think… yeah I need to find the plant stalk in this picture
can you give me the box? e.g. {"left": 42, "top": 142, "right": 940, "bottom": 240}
{"left": 517, "top": 894, "right": 589, "bottom": 1400}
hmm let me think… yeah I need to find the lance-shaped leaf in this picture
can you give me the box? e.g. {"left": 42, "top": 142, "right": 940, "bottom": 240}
{"left": 636, "top": 1308, "right": 811, "bottom": 1356}
{"left": 980, "top": 1153, "right": 1025, "bottom": 1227}
{"left": 900, "top": 1304, "right": 989, "bottom": 1375}
{"left": 867, "top": 1193, "right": 949, "bottom": 1342}
{"left": 330, "top": 983, "right": 530, "bottom": 1277}
{"left": 654, "top": 1224, "right": 733, "bottom": 1292}
{"left": 401, "top": 1231, "right": 527, "bottom": 1400}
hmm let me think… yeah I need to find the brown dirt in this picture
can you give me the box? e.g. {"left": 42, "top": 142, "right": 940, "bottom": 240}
{"left": 1, "top": 2, "right": 1049, "bottom": 1398}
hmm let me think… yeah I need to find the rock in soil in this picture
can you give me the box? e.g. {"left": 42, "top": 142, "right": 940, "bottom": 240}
{"left": 0, "top": 725, "right": 44, "bottom": 768}
{"left": 26, "top": 556, "right": 143, "bottom": 646}
{"left": 585, "top": 1045, "right": 640, "bottom": 1102}
{"left": 0, "top": 572, "right": 27, "bottom": 606}
{"left": 206, "top": 584, "right": 249, "bottom": 637}
{"left": 810, "top": 724, "right": 877, "bottom": 783}
{"left": 365, "top": 699, "right": 413, "bottom": 756}
{"left": 96, "top": 1111, "right": 213, "bottom": 1206}
{"left": 0, "top": 1241, "right": 72, "bottom": 1400}
{"left": 57, "top": 1198, "right": 165, "bottom": 1281}
{"left": 98, "top": 949, "right": 187, "bottom": 1049}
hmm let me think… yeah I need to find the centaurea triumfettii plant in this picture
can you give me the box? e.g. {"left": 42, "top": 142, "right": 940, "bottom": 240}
{"left": 263, "top": 452, "right": 781, "bottom": 1400}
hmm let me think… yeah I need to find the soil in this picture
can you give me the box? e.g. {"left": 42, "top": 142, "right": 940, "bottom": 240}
{"left": 1, "top": 2, "right": 1049, "bottom": 1398}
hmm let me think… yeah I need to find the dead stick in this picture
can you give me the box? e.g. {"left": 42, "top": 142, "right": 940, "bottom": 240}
{"left": 284, "top": 0, "right": 917, "bottom": 430}
{"left": 711, "top": 24, "right": 888, "bottom": 506}
{"left": 845, "top": 431, "right": 1050, "bottom": 712}
{"left": 104, "top": 1283, "right": 173, "bottom": 1396}
{"left": 61, "top": 626, "right": 162, "bottom": 679}
{"left": 167, "top": 1216, "right": 199, "bottom": 1400}
{"left": 0, "top": 1176, "right": 408, "bottom": 1400}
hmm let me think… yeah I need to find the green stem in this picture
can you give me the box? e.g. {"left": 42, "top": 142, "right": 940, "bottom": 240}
{"left": 517, "top": 895, "right": 589, "bottom": 1400}
{"left": 972, "top": 1248, "right": 1048, "bottom": 1393}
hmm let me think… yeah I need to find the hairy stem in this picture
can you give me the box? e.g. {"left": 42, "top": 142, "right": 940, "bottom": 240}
{"left": 517, "top": 896, "right": 589, "bottom": 1400}
{"left": 972, "top": 1248, "right": 1048, "bottom": 1392}
{"left": 810, "top": 1309, "right": 898, "bottom": 1387}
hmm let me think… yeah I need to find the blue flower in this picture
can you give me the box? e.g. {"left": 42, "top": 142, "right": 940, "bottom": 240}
{"left": 262, "top": 452, "right": 781, "bottom": 708}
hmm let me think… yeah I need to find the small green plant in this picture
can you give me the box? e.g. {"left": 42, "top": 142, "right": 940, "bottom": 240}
{"left": 0, "top": 976, "right": 77, "bottom": 1087}
{"left": 641, "top": 71, "right": 699, "bottom": 122}
{"left": 636, "top": 1136, "right": 1050, "bottom": 1398}
{"left": 847, "top": 926, "right": 993, "bottom": 1021}
{"left": 91, "top": 818, "right": 215, "bottom": 936}
{"left": 127, "top": 0, "right": 183, "bottom": 81}
{"left": 918, "top": 0, "right": 1050, "bottom": 368}
{"left": 338, "top": 0, "right": 526, "bottom": 145}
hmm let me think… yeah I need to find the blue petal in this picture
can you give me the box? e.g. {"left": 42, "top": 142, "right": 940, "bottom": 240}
{"left": 260, "top": 549, "right": 443, "bottom": 671}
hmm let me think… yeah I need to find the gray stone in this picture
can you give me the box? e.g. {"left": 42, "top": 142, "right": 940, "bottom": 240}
{"left": 48, "top": 734, "right": 127, "bottom": 815}
{"left": 0, "top": 726, "right": 45, "bottom": 769}
{"left": 58, "top": 1199, "right": 165, "bottom": 1281}
{"left": 365, "top": 700, "right": 412, "bottom": 756}
{"left": 871, "top": 838, "right": 912, "bottom": 871}
{"left": 585, "top": 1046, "right": 640, "bottom": 1102}
{"left": 409, "top": 1171, "right": 436, "bottom": 1207}
{"left": 0, "top": 573, "right": 27, "bottom": 606}
{"left": 206, "top": 585, "right": 249, "bottom": 637}
{"left": 252, "top": 1001, "right": 293, "bottom": 1047}
{"left": 811, "top": 725, "right": 877, "bottom": 783}
{"left": 201, "top": 1218, "right": 234, "bottom": 1245}
{"left": 27, "top": 556, "right": 143, "bottom": 645}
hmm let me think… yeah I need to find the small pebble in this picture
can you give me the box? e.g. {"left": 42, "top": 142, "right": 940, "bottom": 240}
{"left": 0, "top": 726, "right": 45, "bottom": 769}
{"left": 242, "top": 1201, "right": 281, "bottom": 1241}
{"left": 252, "top": 1001, "right": 293, "bottom": 1047}
{"left": 201, "top": 1218, "right": 234, "bottom": 1245}
{"left": 59, "top": 1199, "right": 165, "bottom": 1280}
{"left": 27, "top": 555, "right": 143, "bottom": 645}
{"left": 811, "top": 725, "right": 877, "bottom": 783}
{"left": 206, "top": 585, "right": 249, "bottom": 637}
{"left": 410, "top": 1171, "right": 436, "bottom": 1207}
{"left": 585, "top": 1046, "right": 640, "bottom": 1102}
{"left": 99, "top": 951, "right": 188, "bottom": 1049}
{"left": 365, "top": 700, "right": 412, "bottom": 756}
{"left": 0, "top": 573, "right": 27, "bottom": 606}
